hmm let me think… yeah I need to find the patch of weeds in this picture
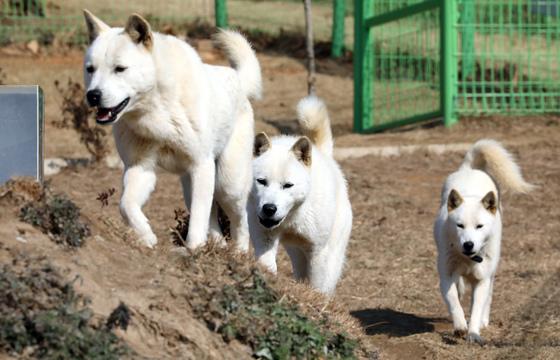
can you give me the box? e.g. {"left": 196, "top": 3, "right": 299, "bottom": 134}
{"left": 54, "top": 78, "right": 108, "bottom": 161}
{"left": 170, "top": 207, "right": 230, "bottom": 247}
{"left": 0, "top": 255, "right": 128, "bottom": 359}
{"left": 96, "top": 187, "right": 116, "bottom": 208}
{"left": 19, "top": 185, "right": 90, "bottom": 247}
{"left": 171, "top": 208, "right": 190, "bottom": 246}
{"left": 106, "top": 302, "right": 132, "bottom": 331}
{"left": 35, "top": 28, "right": 55, "bottom": 46}
{"left": 193, "top": 269, "right": 357, "bottom": 359}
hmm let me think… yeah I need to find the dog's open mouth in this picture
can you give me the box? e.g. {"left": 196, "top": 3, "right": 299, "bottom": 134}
{"left": 463, "top": 251, "right": 483, "bottom": 263}
{"left": 96, "top": 97, "right": 130, "bottom": 125}
{"left": 259, "top": 217, "right": 282, "bottom": 229}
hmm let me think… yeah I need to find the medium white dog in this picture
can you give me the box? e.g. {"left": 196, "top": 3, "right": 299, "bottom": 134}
{"left": 434, "top": 139, "right": 533, "bottom": 344}
{"left": 82, "top": 10, "right": 261, "bottom": 250}
{"left": 250, "top": 96, "right": 352, "bottom": 295}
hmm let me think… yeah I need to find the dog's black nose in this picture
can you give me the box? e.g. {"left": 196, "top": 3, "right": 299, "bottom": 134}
{"left": 86, "top": 89, "right": 102, "bottom": 107}
{"left": 262, "top": 203, "right": 277, "bottom": 217}
{"left": 463, "top": 241, "right": 474, "bottom": 252}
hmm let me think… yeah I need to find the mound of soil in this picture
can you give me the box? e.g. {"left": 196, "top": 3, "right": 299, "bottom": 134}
{"left": 0, "top": 179, "right": 374, "bottom": 359}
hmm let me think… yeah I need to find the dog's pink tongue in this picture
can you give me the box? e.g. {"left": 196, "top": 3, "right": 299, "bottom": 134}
{"left": 97, "top": 108, "right": 111, "bottom": 121}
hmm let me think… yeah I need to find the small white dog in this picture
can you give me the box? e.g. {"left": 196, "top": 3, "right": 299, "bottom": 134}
{"left": 434, "top": 139, "right": 533, "bottom": 344}
{"left": 250, "top": 96, "right": 352, "bottom": 295}
{"left": 83, "top": 10, "right": 261, "bottom": 250}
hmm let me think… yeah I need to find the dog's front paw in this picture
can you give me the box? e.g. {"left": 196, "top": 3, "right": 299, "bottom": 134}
{"left": 466, "top": 332, "right": 485, "bottom": 346}
{"left": 186, "top": 236, "right": 207, "bottom": 250}
{"left": 453, "top": 328, "right": 467, "bottom": 338}
{"left": 208, "top": 230, "right": 227, "bottom": 248}
{"left": 139, "top": 232, "right": 158, "bottom": 248}
{"left": 452, "top": 319, "right": 468, "bottom": 337}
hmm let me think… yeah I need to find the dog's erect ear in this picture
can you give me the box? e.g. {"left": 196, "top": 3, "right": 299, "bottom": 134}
{"left": 447, "top": 189, "right": 463, "bottom": 212}
{"left": 291, "top": 137, "right": 312, "bottom": 167}
{"left": 125, "top": 14, "right": 153, "bottom": 49}
{"left": 254, "top": 132, "right": 270, "bottom": 157}
{"left": 83, "top": 9, "right": 110, "bottom": 44}
{"left": 481, "top": 191, "right": 498, "bottom": 214}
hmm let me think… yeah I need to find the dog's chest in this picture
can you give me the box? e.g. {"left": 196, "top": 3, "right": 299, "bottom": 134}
{"left": 157, "top": 144, "right": 191, "bottom": 174}
{"left": 281, "top": 230, "right": 313, "bottom": 250}
{"left": 447, "top": 253, "right": 486, "bottom": 280}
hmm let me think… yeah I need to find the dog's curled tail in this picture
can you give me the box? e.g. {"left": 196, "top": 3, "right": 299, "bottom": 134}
{"left": 214, "top": 30, "right": 262, "bottom": 100}
{"left": 462, "top": 139, "right": 534, "bottom": 194}
{"left": 297, "top": 96, "right": 334, "bottom": 157}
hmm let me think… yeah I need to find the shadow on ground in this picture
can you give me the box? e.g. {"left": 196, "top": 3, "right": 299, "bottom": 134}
{"left": 351, "top": 308, "right": 446, "bottom": 337}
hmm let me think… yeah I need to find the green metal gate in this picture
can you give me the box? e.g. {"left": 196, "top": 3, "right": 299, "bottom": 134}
{"left": 354, "top": 0, "right": 560, "bottom": 133}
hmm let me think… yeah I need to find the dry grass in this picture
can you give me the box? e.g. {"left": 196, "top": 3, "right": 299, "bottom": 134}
{"left": 53, "top": 78, "right": 108, "bottom": 162}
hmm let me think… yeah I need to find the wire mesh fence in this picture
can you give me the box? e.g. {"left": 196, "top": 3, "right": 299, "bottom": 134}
{"left": 370, "top": 0, "right": 441, "bottom": 127}
{"left": 456, "top": 0, "right": 560, "bottom": 115}
{"left": 354, "top": 0, "right": 560, "bottom": 133}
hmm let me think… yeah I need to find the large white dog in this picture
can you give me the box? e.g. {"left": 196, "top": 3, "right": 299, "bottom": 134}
{"left": 83, "top": 10, "right": 261, "bottom": 250}
{"left": 434, "top": 139, "right": 533, "bottom": 344}
{"left": 250, "top": 96, "right": 352, "bottom": 295}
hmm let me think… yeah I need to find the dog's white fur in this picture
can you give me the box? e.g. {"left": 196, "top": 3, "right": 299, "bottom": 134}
{"left": 83, "top": 10, "right": 261, "bottom": 250}
{"left": 434, "top": 139, "right": 533, "bottom": 344}
{"left": 250, "top": 96, "right": 352, "bottom": 295}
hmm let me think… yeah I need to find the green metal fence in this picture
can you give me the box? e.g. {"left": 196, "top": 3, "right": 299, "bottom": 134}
{"left": 456, "top": 0, "right": 560, "bottom": 115}
{"left": 354, "top": 0, "right": 560, "bottom": 133}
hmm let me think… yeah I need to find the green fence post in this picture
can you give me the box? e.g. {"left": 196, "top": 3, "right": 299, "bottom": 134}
{"left": 215, "top": 0, "right": 228, "bottom": 28}
{"left": 441, "top": 0, "right": 458, "bottom": 127}
{"left": 460, "top": 0, "right": 475, "bottom": 79}
{"left": 331, "top": 0, "right": 346, "bottom": 58}
{"left": 353, "top": 0, "right": 374, "bottom": 133}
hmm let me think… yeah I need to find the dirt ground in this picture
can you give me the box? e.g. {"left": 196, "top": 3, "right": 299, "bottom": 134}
{"left": 1, "top": 41, "right": 559, "bottom": 359}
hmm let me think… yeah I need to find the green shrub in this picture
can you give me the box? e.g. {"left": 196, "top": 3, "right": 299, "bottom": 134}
{"left": 20, "top": 193, "right": 90, "bottom": 247}
{"left": 193, "top": 269, "right": 357, "bottom": 359}
{"left": 0, "top": 260, "right": 128, "bottom": 359}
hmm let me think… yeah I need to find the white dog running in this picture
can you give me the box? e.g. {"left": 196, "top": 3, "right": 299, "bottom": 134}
{"left": 250, "top": 96, "right": 352, "bottom": 295}
{"left": 83, "top": 10, "right": 261, "bottom": 250}
{"left": 434, "top": 139, "right": 533, "bottom": 344}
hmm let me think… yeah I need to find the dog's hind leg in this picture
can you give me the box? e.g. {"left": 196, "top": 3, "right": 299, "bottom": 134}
{"left": 215, "top": 103, "right": 253, "bottom": 252}
{"left": 209, "top": 202, "right": 226, "bottom": 247}
{"left": 186, "top": 159, "right": 216, "bottom": 249}
{"left": 180, "top": 174, "right": 192, "bottom": 209}
{"left": 120, "top": 165, "right": 157, "bottom": 248}
{"left": 182, "top": 171, "right": 224, "bottom": 247}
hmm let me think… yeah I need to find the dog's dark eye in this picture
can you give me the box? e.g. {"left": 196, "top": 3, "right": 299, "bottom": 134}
{"left": 283, "top": 183, "right": 294, "bottom": 189}
{"left": 476, "top": 224, "right": 484, "bottom": 229}
{"left": 457, "top": 223, "right": 465, "bottom": 229}
{"left": 256, "top": 178, "right": 267, "bottom": 186}
{"left": 86, "top": 65, "right": 95, "bottom": 74}
{"left": 114, "top": 66, "right": 127, "bottom": 73}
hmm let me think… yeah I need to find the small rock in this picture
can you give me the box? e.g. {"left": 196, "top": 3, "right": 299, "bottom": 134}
{"left": 26, "top": 40, "right": 40, "bottom": 54}
{"left": 44, "top": 158, "right": 68, "bottom": 176}
{"left": 104, "top": 154, "right": 124, "bottom": 169}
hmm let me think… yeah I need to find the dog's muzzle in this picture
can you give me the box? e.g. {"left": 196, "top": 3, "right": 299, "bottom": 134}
{"left": 258, "top": 216, "right": 282, "bottom": 229}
